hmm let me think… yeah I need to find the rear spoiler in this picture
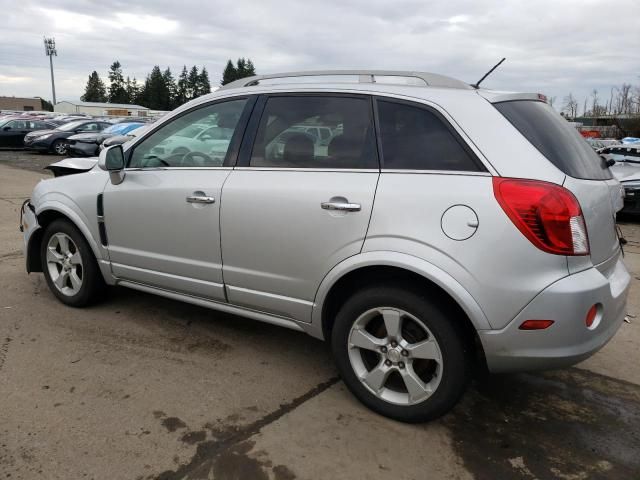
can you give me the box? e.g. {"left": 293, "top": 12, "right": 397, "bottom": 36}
{"left": 477, "top": 91, "right": 547, "bottom": 104}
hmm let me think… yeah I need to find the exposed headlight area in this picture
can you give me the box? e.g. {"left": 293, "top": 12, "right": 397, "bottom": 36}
{"left": 36, "top": 134, "right": 52, "bottom": 140}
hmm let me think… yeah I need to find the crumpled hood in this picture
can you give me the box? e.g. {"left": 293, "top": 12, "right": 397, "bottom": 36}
{"left": 621, "top": 171, "right": 640, "bottom": 184}
{"left": 44, "top": 157, "right": 99, "bottom": 177}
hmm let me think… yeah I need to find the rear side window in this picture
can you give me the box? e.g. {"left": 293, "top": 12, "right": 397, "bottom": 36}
{"left": 495, "top": 100, "right": 612, "bottom": 180}
{"left": 250, "top": 96, "right": 378, "bottom": 169}
{"left": 376, "top": 100, "right": 484, "bottom": 171}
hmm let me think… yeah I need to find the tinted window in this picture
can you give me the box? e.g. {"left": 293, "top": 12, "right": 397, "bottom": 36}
{"left": 495, "top": 100, "right": 612, "bottom": 180}
{"left": 129, "top": 99, "right": 247, "bottom": 168}
{"left": 250, "top": 96, "right": 377, "bottom": 169}
{"left": 377, "top": 100, "right": 483, "bottom": 171}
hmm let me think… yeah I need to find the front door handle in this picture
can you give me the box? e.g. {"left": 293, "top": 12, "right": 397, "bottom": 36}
{"left": 321, "top": 201, "right": 361, "bottom": 212}
{"left": 186, "top": 193, "right": 215, "bottom": 204}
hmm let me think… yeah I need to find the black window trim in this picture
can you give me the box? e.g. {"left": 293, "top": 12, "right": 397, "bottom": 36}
{"left": 236, "top": 92, "right": 381, "bottom": 170}
{"left": 373, "top": 96, "right": 487, "bottom": 172}
{"left": 125, "top": 95, "right": 258, "bottom": 169}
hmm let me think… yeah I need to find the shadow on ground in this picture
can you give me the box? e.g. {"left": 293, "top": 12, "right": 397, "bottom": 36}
{"left": 447, "top": 368, "right": 640, "bottom": 479}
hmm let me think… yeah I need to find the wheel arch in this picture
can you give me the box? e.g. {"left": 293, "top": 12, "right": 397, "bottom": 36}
{"left": 28, "top": 203, "right": 104, "bottom": 273}
{"left": 310, "top": 252, "right": 491, "bottom": 342}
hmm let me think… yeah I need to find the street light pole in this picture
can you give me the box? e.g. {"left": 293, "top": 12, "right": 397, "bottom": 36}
{"left": 44, "top": 37, "right": 57, "bottom": 106}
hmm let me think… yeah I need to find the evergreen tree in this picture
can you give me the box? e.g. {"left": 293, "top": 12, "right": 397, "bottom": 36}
{"left": 244, "top": 59, "right": 256, "bottom": 76}
{"left": 125, "top": 77, "right": 141, "bottom": 105}
{"left": 40, "top": 98, "right": 54, "bottom": 111}
{"left": 140, "top": 66, "right": 169, "bottom": 110}
{"left": 108, "top": 61, "right": 128, "bottom": 103}
{"left": 80, "top": 71, "right": 108, "bottom": 102}
{"left": 176, "top": 65, "right": 189, "bottom": 105}
{"left": 187, "top": 65, "right": 200, "bottom": 100}
{"left": 237, "top": 58, "right": 247, "bottom": 77}
{"left": 221, "top": 60, "right": 237, "bottom": 86}
{"left": 198, "top": 67, "right": 211, "bottom": 96}
{"left": 162, "top": 67, "right": 177, "bottom": 109}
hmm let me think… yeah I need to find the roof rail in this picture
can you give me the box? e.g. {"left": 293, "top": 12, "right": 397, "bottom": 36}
{"left": 219, "top": 70, "right": 471, "bottom": 90}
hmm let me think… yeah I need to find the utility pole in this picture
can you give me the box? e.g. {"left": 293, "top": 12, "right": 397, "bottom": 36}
{"left": 44, "top": 37, "right": 57, "bottom": 106}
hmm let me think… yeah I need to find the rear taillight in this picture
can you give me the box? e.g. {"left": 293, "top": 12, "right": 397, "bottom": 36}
{"left": 493, "top": 177, "right": 589, "bottom": 256}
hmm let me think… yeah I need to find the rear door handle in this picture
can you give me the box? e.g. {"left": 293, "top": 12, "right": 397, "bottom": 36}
{"left": 321, "top": 201, "right": 361, "bottom": 212}
{"left": 186, "top": 194, "right": 215, "bottom": 204}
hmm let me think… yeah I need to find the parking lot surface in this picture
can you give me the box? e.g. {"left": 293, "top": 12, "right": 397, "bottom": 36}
{"left": 1, "top": 151, "right": 639, "bottom": 480}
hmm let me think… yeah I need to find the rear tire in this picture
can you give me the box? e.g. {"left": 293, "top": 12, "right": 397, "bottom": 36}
{"left": 331, "top": 284, "right": 472, "bottom": 423}
{"left": 51, "top": 139, "right": 67, "bottom": 155}
{"left": 40, "top": 219, "right": 105, "bottom": 307}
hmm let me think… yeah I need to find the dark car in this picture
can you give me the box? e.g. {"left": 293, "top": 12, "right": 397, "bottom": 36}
{"left": 67, "top": 122, "right": 144, "bottom": 157}
{"left": 23, "top": 120, "right": 111, "bottom": 155}
{"left": 0, "top": 118, "right": 58, "bottom": 148}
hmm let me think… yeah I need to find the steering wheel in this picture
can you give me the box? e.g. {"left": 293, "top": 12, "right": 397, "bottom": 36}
{"left": 143, "top": 155, "right": 170, "bottom": 167}
{"left": 180, "top": 151, "right": 219, "bottom": 167}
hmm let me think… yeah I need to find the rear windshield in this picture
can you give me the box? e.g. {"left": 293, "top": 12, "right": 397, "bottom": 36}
{"left": 495, "top": 100, "right": 612, "bottom": 180}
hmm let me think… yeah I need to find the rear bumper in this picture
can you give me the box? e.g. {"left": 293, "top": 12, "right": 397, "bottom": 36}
{"left": 480, "top": 253, "right": 630, "bottom": 373}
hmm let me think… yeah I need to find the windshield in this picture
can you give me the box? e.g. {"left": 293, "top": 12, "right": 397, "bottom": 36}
{"left": 495, "top": 100, "right": 613, "bottom": 180}
{"left": 57, "top": 120, "right": 86, "bottom": 132}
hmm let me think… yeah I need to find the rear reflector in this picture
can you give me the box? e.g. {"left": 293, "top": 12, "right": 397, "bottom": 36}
{"left": 493, "top": 177, "right": 590, "bottom": 256}
{"left": 519, "top": 320, "right": 555, "bottom": 330}
{"left": 585, "top": 304, "right": 598, "bottom": 328}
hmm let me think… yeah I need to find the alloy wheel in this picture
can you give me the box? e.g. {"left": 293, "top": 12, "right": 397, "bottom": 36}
{"left": 347, "top": 307, "right": 443, "bottom": 405}
{"left": 54, "top": 142, "right": 68, "bottom": 155}
{"left": 46, "top": 233, "right": 83, "bottom": 296}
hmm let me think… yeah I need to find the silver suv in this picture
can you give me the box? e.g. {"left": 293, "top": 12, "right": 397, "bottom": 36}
{"left": 20, "top": 71, "right": 630, "bottom": 422}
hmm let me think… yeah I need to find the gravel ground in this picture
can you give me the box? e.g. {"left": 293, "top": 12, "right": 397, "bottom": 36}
{"left": 0, "top": 149, "right": 58, "bottom": 174}
{"left": 1, "top": 154, "right": 639, "bottom": 480}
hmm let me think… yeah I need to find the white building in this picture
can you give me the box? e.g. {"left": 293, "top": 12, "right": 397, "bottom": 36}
{"left": 54, "top": 101, "right": 150, "bottom": 117}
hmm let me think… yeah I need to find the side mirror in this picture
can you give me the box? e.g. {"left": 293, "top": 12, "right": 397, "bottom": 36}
{"left": 3, "top": 126, "right": 10, "bottom": 131}
{"left": 98, "top": 145, "right": 126, "bottom": 185}
{"left": 606, "top": 159, "right": 616, "bottom": 167}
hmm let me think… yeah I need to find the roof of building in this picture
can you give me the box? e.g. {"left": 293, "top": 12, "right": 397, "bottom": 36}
{"left": 56, "top": 100, "right": 149, "bottom": 110}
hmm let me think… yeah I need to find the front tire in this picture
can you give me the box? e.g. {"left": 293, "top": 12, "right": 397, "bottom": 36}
{"left": 331, "top": 284, "right": 472, "bottom": 423}
{"left": 40, "top": 219, "right": 105, "bottom": 307}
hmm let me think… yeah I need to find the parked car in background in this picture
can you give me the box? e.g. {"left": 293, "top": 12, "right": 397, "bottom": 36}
{"left": 67, "top": 122, "right": 144, "bottom": 157}
{"left": 598, "top": 144, "right": 640, "bottom": 181}
{"left": 0, "top": 118, "right": 58, "bottom": 148}
{"left": 21, "top": 70, "right": 630, "bottom": 423}
{"left": 621, "top": 137, "right": 640, "bottom": 144}
{"left": 619, "top": 172, "right": 640, "bottom": 215}
{"left": 99, "top": 125, "right": 150, "bottom": 152}
{"left": 23, "top": 120, "right": 111, "bottom": 155}
{"left": 586, "top": 138, "right": 619, "bottom": 150}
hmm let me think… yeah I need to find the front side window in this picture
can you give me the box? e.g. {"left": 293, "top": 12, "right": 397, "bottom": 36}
{"left": 129, "top": 98, "right": 247, "bottom": 168}
{"left": 249, "top": 96, "right": 377, "bottom": 169}
{"left": 377, "top": 100, "right": 484, "bottom": 171}
{"left": 7, "top": 120, "right": 26, "bottom": 129}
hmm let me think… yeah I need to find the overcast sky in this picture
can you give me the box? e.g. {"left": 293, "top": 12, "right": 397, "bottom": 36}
{"left": 1, "top": 0, "right": 638, "bottom": 110}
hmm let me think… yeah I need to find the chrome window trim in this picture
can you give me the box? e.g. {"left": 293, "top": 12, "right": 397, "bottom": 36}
{"left": 124, "top": 167, "right": 233, "bottom": 172}
{"left": 380, "top": 169, "right": 492, "bottom": 176}
{"left": 233, "top": 167, "right": 380, "bottom": 173}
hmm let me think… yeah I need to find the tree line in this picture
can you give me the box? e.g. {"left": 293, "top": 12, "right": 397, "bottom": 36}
{"left": 557, "top": 83, "right": 640, "bottom": 120}
{"left": 81, "top": 58, "right": 257, "bottom": 111}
